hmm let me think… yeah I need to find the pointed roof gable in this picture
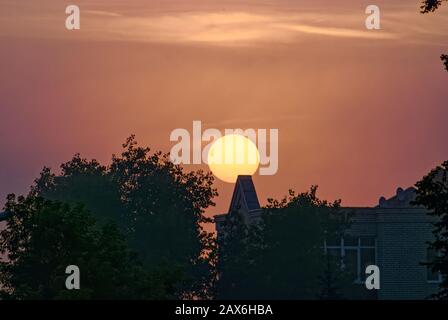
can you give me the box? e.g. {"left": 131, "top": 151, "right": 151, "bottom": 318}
{"left": 229, "top": 175, "right": 261, "bottom": 212}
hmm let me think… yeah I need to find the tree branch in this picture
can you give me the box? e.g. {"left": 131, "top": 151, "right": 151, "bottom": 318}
{"left": 442, "top": 54, "right": 448, "bottom": 71}
{"left": 420, "top": 0, "right": 447, "bottom": 13}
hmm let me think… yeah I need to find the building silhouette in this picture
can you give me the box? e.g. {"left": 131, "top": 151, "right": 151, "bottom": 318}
{"left": 214, "top": 175, "right": 440, "bottom": 300}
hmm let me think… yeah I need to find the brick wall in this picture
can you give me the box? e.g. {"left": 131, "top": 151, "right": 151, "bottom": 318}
{"left": 351, "top": 207, "right": 439, "bottom": 299}
{"left": 376, "top": 210, "right": 438, "bottom": 299}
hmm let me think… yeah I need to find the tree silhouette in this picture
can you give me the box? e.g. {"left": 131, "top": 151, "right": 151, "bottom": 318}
{"left": 31, "top": 135, "right": 218, "bottom": 299}
{"left": 413, "top": 160, "right": 448, "bottom": 300}
{"left": 442, "top": 54, "right": 448, "bottom": 71}
{"left": 420, "top": 0, "right": 447, "bottom": 13}
{"left": 420, "top": 0, "right": 448, "bottom": 71}
{"left": 215, "top": 208, "right": 263, "bottom": 299}
{"left": 318, "top": 255, "right": 346, "bottom": 300}
{"left": 0, "top": 195, "right": 174, "bottom": 299}
{"left": 217, "top": 187, "right": 353, "bottom": 299}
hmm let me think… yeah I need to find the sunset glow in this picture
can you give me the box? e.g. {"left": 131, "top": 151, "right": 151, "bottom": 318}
{"left": 0, "top": 0, "right": 447, "bottom": 216}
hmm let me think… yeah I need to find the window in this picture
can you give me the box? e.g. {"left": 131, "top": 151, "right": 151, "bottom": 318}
{"left": 324, "top": 236, "right": 377, "bottom": 283}
{"left": 427, "top": 248, "right": 443, "bottom": 283}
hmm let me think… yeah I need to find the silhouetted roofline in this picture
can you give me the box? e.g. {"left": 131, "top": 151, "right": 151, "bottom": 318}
{"left": 376, "top": 187, "right": 418, "bottom": 208}
{"left": 229, "top": 175, "right": 260, "bottom": 212}
{"left": 215, "top": 179, "right": 422, "bottom": 225}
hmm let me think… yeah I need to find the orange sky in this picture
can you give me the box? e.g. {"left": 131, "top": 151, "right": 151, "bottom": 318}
{"left": 0, "top": 0, "right": 447, "bottom": 222}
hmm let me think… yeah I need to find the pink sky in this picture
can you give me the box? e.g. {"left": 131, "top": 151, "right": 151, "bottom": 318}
{"left": 0, "top": 0, "right": 447, "bottom": 221}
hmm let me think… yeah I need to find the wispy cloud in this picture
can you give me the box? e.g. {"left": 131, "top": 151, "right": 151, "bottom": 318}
{"left": 279, "top": 24, "right": 397, "bottom": 39}
{"left": 84, "top": 10, "right": 122, "bottom": 17}
{"left": 1, "top": 2, "right": 446, "bottom": 47}
{"left": 84, "top": 11, "right": 398, "bottom": 45}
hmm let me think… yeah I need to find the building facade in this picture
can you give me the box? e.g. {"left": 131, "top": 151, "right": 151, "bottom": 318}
{"left": 214, "top": 176, "right": 440, "bottom": 300}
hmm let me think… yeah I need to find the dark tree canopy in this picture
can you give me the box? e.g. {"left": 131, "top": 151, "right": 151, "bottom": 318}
{"left": 413, "top": 160, "right": 448, "bottom": 300}
{"left": 0, "top": 195, "right": 177, "bottom": 299}
{"left": 29, "top": 135, "right": 217, "bottom": 298}
{"left": 318, "top": 254, "right": 349, "bottom": 300}
{"left": 216, "top": 187, "right": 353, "bottom": 299}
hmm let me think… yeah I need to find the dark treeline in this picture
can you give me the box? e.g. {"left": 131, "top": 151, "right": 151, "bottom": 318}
{"left": 216, "top": 187, "right": 353, "bottom": 299}
{"left": 0, "top": 136, "right": 356, "bottom": 300}
{"left": 0, "top": 136, "right": 217, "bottom": 299}
{"left": 1, "top": 136, "right": 447, "bottom": 300}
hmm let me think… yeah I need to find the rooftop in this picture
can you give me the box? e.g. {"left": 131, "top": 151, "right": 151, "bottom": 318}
{"left": 228, "top": 175, "right": 261, "bottom": 212}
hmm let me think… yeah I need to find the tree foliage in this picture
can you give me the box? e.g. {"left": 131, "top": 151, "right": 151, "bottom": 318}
{"left": 216, "top": 186, "right": 352, "bottom": 299}
{"left": 318, "top": 254, "right": 349, "bottom": 300}
{"left": 0, "top": 195, "right": 178, "bottom": 299}
{"left": 441, "top": 54, "right": 448, "bottom": 71}
{"left": 413, "top": 160, "right": 448, "bottom": 300}
{"left": 420, "top": 0, "right": 447, "bottom": 13}
{"left": 23, "top": 135, "right": 217, "bottom": 298}
{"left": 420, "top": 0, "right": 448, "bottom": 71}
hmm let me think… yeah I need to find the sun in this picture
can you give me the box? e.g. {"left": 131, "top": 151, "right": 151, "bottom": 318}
{"left": 207, "top": 134, "right": 260, "bottom": 183}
